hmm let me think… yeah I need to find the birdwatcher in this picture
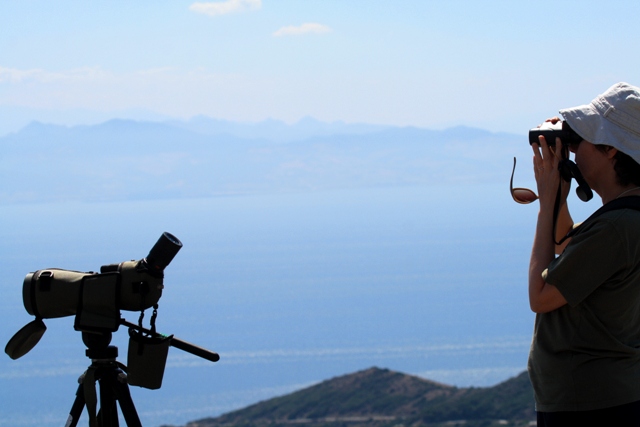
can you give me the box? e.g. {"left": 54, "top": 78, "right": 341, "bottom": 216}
{"left": 527, "top": 82, "right": 640, "bottom": 426}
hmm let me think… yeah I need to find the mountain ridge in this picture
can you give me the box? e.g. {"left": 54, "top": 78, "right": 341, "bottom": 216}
{"left": 164, "top": 367, "right": 535, "bottom": 427}
{"left": 0, "top": 118, "right": 530, "bottom": 205}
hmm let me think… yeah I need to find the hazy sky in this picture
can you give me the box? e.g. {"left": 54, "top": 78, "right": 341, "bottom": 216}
{"left": 1, "top": 0, "right": 639, "bottom": 135}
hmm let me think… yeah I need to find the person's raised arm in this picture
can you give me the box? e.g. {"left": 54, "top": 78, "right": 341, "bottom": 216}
{"left": 529, "top": 135, "right": 568, "bottom": 313}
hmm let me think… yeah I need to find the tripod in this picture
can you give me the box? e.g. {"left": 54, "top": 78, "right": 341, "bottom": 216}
{"left": 66, "top": 333, "right": 142, "bottom": 427}
{"left": 62, "top": 323, "right": 220, "bottom": 427}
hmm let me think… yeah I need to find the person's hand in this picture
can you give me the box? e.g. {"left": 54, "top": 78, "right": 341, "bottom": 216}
{"left": 547, "top": 118, "right": 573, "bottom": 200}
{"left": 531, "top": 133, "right": 563, "bottom": 209}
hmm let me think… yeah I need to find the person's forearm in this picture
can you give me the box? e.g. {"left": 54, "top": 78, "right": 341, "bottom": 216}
{"left": 529, "top": 206, "right": 568, "bottom": 313}
{"left": 529, "top": 209, "right": 556, "bottom": 311}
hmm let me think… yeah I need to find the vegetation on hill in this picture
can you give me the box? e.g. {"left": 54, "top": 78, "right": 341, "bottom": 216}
{"left": 166, "top": 367, "right": 535, "bottom": 427}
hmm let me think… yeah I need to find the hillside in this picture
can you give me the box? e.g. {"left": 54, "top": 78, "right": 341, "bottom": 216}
{"left": 167, "top": 367, "right": 535, "bottom": 427}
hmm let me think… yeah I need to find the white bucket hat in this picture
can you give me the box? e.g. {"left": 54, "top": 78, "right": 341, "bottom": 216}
{"left": 560, "top": 82, "right": 640, "bottom": 164}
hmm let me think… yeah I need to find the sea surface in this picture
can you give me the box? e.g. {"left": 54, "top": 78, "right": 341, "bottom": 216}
{"left": 0, "top": 183, "right": 599, "bottom": 427}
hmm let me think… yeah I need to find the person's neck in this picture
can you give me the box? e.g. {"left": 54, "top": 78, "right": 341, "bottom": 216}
{"left": 601, "top": 185, "right": 640, "bottom": 204}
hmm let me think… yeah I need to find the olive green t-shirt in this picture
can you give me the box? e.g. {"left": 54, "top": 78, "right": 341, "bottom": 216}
{"left": 528, "top": 208, "right": 640, "bottom": 412}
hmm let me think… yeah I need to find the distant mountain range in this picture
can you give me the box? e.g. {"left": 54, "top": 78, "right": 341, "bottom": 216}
{"left": 168, "top": 115, "right": 395, "bottom": 143}
{"left": 0, "top": 117, "right": 528, "bottom": 204}
{"left": 163, "top": 367, "right": 535, "bottom": 427}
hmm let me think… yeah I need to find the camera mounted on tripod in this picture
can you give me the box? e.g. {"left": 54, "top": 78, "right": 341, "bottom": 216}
{"left": 5, "top": 232, "right": 219, "bottom": 389}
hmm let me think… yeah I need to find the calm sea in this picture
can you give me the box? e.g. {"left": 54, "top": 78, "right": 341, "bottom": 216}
{"left": 0, "top": 183, "right": 599, "bottom": 427}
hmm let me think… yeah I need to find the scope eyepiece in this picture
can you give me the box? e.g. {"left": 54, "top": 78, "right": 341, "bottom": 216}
{"left": 145, "top": 232, "right": 183, "bottom": 275}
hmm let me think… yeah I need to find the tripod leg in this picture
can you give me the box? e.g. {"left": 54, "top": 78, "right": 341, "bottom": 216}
{"left": 110, "top": 375, "right": 142, "bottom": 427}
{"left": 98, "top": 375, "right": 120, "bottom": 427}
{"left": 66, "top": 382, "right": 86, "bottom": 427}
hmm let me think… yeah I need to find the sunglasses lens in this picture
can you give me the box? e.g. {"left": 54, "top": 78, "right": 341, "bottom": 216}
{"left": 512, "top": 188, "right": 538, "bottom": 204}
{"left": 510, "top": 158, "right": 539, "bottom": 204}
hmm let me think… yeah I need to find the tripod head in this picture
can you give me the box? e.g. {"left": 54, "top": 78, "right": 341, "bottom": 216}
{"left": 82, "top": 331, "right": 118, "bottom": 360}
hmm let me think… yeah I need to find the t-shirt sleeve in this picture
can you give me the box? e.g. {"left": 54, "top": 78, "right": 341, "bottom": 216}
{"left": 542, "top": 216, "right": 628, "bottom": 307}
